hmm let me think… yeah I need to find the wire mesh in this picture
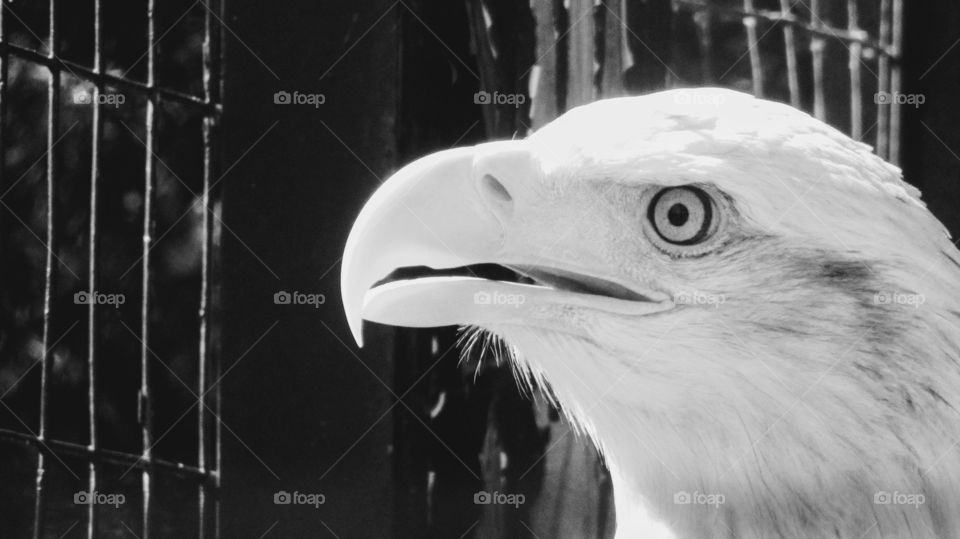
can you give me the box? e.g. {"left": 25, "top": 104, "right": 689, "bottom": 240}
{"left": 475, "top": 0, "right": 903, "bottom": 160}
{"left": 676, "top": 0, "right": 901, "bottom": 161}
{"left": 0, "top": 0, "right": 223, "bottom": 537}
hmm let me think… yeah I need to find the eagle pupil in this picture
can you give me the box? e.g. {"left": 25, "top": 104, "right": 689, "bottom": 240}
{"left": 667, "top": 203, "right": 689, "bottom": 226}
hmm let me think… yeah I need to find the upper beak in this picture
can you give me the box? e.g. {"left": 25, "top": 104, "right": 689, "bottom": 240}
{"left": 341, "top": 141, "right": 537, "bottom": 346}
{"left": 341, "top": 141, "right": 673, "bottom": 347}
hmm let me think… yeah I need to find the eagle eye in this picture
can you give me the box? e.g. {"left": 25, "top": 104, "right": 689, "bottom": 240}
{"left": 647, "top": 186, "right": 715, "bottom": 246}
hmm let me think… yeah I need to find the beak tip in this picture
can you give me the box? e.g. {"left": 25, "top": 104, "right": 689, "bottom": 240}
{"left": 350, "top": 324, "right": 365, "bottom": 348}
{"left": 341, "top": 263, "right": 365, "bottom": 348}
{"left": 343, "top": 294, "right": 365, "bottom": 347}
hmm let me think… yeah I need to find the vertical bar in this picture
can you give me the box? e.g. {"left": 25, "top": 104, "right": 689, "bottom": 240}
{"left": 566, "top": 0, "right": 595, "bottom": 108}
{"left": 215, "top": 2, "right": 225, "bottom": 534}
{"left": 199, "top": 0, "right": 215, "bottom": 536}
{"left": 86, "top": 0, "right": 103, "bottom": 537}
{"left": 810, "top": 0, "right": 826, "bottom": 120}
{"left": 141, "top": 0, "right": 157, "bottom": 536}
{"left": 888, "top": 0, "right": 903, "bottom": 164}
{"left": 600, "top": 0, "right": 625, "bottom": 98}
{"left": 0, "top": 0, "right": 5, "bottom": 182}
{"left": 779, "top": 0, "right": 800, "bottom": 107}
{"left": 742, "top": 0, "right": 764, "bottom": 97}
{"left": 213, "top": 313, "right": 222, "bottom": 539}
{"left": 34, "top": 0, "right": 59, "bottom": 537}
{"left": 876, "top": 0, "right": 891, "bottom": 157}
{"left": 847, "top": 0, "right": 862, "bottom": 140}
{"left": 0, "top": 0, "right": 6, "bottom": 259}
{"left": 693, "top": 11, "right": 715, "bottom": 85}
{"left": 464, "top": 0, "right": 498, "bottom": 137}
{"left": 531, "top": 0, "right": 560, "bottom": 129}
{"left": 214, "top": 2, "right": 225, "bottom": 534}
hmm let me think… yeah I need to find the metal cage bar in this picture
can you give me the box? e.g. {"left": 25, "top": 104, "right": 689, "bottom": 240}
{"left": 601, "top": 0, "right": 627, "bottom": 98}
{"left": 198, "top": 0, "right": 223, "bottom": 535}
{"left": 848, "top": 0, "right": 863, "bottom": 140}
{"left": 0, "top": 426, "right": 212, "bottom": 479}
{"left": 531, "top": 0, "right": 559, "bottom": 129}
{"left": 212, "top": 4, "right": 225, "bottom": 536}
{"left": 876, "top": 0, "right": 891, "bottom": 157}
{"left": 33, "top": 0, "right": 60, "bottom": 535}
{"left": 809, "top": 0, "right": 827, "bottom": 121}
{"left": 742, "top": 0, "right": 764, "bottom": 97}
{"left": 86, "top": 0, "right": 102, "bottom": 534}
{"left": 140, "top": 0, "right": 158, "bottom": 536}
{"left": 567, "top": 0, "right": 595, "bottom": 108}
{"left": 888, "top": 0, "right": 903, "bottom": 163}
{"left": 779, "top": 0, "right": 800, "bottom": 107}
{"left": 0, "top": 0, "right": 5, "bottom": 216}
{"left": 0, "top": 43, "right": 213, "bottom": 111}
{"left": 0, "top": 0, "right": 6, "bottom": 468}
{"left": 694, "top": 11, "right": 715, "bottom": 85}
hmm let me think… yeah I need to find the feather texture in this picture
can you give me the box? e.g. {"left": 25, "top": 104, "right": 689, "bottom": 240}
{"left": 481, "top": 90, "right": 960, "bottom": 538}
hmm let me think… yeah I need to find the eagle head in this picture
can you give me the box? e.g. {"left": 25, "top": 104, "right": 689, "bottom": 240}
{"left": 341, "top": 89, "right": 960, "bottom": 538}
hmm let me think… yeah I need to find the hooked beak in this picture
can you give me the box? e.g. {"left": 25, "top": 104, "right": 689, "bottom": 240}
{"left": 341, "top": 141, "right": 671, "bottom": 347}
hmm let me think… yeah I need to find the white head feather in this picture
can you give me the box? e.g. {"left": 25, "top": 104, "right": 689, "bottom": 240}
{"left": 490, "top": 89, "right": 960, "bottom": 538}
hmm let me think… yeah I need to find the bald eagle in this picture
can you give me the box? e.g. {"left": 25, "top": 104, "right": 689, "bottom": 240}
{"left": 341, "top": 89, "right": 960, "bottom": 538}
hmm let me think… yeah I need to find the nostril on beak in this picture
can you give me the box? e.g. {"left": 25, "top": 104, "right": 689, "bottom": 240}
{"left": 479, "top": 173, "right": 514, "bottom": 216}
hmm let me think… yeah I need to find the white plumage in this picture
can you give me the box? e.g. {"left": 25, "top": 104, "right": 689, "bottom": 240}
{"left": 341, "top": 89, "right": 960, "bottom": 538}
